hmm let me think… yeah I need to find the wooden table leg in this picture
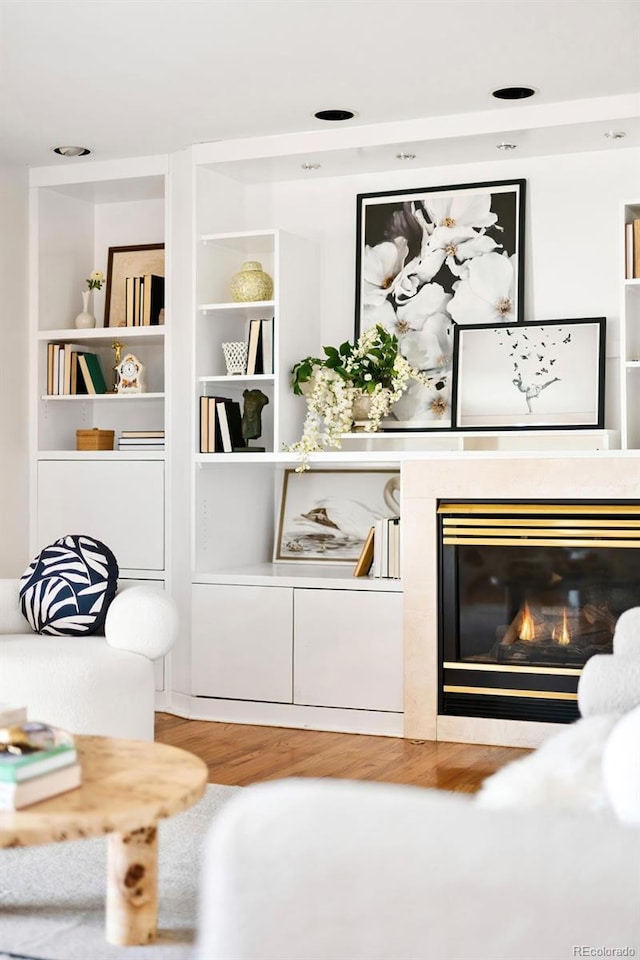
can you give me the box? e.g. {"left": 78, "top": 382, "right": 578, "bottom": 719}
{"left": 106, "top": 824, "right": 159, "bottom": 945}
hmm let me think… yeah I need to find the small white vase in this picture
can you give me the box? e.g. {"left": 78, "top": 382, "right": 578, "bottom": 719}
{"left": 75, "top": 290, "right": 96, "bottom": 329}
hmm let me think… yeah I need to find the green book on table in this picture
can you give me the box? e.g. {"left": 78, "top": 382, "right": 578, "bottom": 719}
{"left": 0, "top": 742, "right": 78, "bottom": 782}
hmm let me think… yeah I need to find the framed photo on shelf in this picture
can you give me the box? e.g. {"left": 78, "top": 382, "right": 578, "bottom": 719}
{"left": 451, "top": 317, "right": 606, "bottom": 430}
{"left": 104, "top": 243, "right": 164, "bottom": 328}
{"left": 354, "top": 179, "right": 526, "bottom": 431}
{"left": 274, "top": 468, "right": 400, "bottom": 563}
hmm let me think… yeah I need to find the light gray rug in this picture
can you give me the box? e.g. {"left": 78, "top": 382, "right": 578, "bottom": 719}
{"left": 0, "top": 783, "right": 239, "bottom": 960}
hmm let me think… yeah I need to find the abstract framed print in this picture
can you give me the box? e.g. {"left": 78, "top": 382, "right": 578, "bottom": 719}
{"left": 355, "top": 179, "right": 526, "bottom": 430}
{"left": 451, "top": 318, "right": 606, "bottom": 430}
{"left": 274, "top": 468, "right": 400, "bottom": 563}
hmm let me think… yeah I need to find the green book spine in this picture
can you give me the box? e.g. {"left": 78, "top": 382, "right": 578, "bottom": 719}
{"left": 83, "top": 352, "right": 108, "bottom": 394}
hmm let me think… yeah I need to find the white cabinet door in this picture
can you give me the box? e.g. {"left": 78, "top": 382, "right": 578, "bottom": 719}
{"left": 191, "top": 584, "right": 293, "bottom": 703}
{"left": 37, "top": 460, "right": 164, "bottom": 571}
{"left": 294, "top": 589, "right": 403, "bottom": 712}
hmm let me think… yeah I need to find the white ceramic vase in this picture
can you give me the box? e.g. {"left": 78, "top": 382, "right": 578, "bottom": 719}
{"left": 75, "top": 290, "right": 96, "bottom": 329}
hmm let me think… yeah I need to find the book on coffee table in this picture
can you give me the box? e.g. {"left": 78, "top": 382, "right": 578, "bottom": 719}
{"left": 0, "top": 763, "right": 82, "bottom": 810}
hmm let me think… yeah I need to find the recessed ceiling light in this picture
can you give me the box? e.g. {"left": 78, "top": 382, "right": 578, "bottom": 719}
{"left": 491, "top": 86, "right": 536, "bottom": 101}
{"left": 301, "top": 162, "right": 321, "bottom": 171}
{"left": 496, "top": 142, "right": 517, "bottom": 151}
{"left": 313, "top": 109, "right": 356, "bottom": 122}
{"left": 396, "top": 152, "right": 416, "bottom": 160}
{"left": 52, "top": 145, "right": 92, "bottom": 157}
{"left": 604, "top": 130, "right": 626, "bottom": 140}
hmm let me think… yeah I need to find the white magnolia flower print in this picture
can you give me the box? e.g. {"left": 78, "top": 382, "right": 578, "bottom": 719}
{"left": 425, "top": 225, "right": 499, "bottom": 278}
{"left": 399, "top": 312, "right": 451, "bottom": 371}
{"left": 394, "top": 281, "right": 451, "bottom": 333}
{"left": 362, "top": 238, "right": 409, "bottom": 306}
{"left": 448, "top": 252, "right": 516, "bottom": 325}
{"left": 390, "top": 377, "right": 451, "bottom": 424}
{"left": 421, "top": 192, "right": 498, "bottom": 231}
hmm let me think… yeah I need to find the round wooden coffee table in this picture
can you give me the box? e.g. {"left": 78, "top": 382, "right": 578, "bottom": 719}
{"left": 0, "top": 735, "right": 208, "bottom": 946}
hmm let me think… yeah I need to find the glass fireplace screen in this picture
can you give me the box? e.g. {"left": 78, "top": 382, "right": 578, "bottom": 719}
{"left": 439, "top": 503, "right": 640, "bottom": 670}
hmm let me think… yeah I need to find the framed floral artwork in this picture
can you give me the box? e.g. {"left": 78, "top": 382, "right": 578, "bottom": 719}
{"left": 451, "top": 318, "right": 606, "bottom": 430}
{"left": 355, "top": 179, "right": 526, "bottom": 430}
{"left": 274, "top": 468, "right": 400, "bottom": 563}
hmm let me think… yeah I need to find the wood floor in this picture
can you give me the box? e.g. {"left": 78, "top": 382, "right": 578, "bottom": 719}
{"left": 155, "top": 713, "right": 530, "bottom": 793}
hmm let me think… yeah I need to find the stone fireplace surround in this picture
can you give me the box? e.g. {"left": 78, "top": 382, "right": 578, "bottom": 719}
{"left": 402, "top": 453, "right": 639, "bottom": 749}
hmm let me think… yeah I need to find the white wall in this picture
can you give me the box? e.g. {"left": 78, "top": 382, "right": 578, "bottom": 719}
{"left": 0, "top": 162, "right": 29, "bottom": 575}
{"left": 245, "top": 147, "right": 639, "bottom": 432}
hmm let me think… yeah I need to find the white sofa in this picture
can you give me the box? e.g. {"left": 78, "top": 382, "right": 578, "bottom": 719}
{"left": 197, "top": 608, "right": 640, "bottom": 960}
{"left": 0, "top": 579, "right": 177, "bottom": 740}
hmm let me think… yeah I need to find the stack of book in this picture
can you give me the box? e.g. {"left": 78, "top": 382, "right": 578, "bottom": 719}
{"left": 124, "top": 274, "right": 165, "bottom": 326}
{"left": 46, "top": 345, "right": 108, "bottom": 395}
{"left": 246, "top": 317, "right": 274, "bottom": 375}
{"left": 118, "top": 429, "right": 165, "bottom": 451}
{"left": 625, "top": 219, "right": 640, "bottom": 279}
{"left": 199, "top": 397, "right": 245, "bottom": 452}
{"left": 0, "top": 720, "right": 81, "bottom": 810}
{"left": 353, "top": 518, "right": 401, "bottom": 579}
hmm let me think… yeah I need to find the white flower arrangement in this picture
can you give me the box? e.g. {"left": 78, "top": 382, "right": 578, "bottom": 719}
{"left": 86, "top": 270, "right": 105, "bottom": 291}
{"left": 287, "top": 324, "right": 433, "bottom": 470}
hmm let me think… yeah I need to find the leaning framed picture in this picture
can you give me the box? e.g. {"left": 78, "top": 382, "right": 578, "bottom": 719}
{"left": 274, "top": 468, "right": 400, "bottom": 563}
{"left": 451, "top": 317, "right": 606, "bottom": 430}
{"left": 355, "top": 179, "right": 526, "bottom": 431}
{"left": 104, "top": 243, "right": 164, "bottom": 328}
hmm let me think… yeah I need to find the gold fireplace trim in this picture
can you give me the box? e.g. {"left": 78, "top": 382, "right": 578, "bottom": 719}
{"left": 442, "top": 517, "right": 640, "bottom": 528}
{"left": 443, "top": 685, "right": 578, "bottom": 701}
{"left": 443, "top": 661, "right": 582, "bottom": 676}
{"left": 438, "top": 504, "right": 640, "bottom": 516}
{"left": 443, "top": 536, "right": 639, "bottom": 548}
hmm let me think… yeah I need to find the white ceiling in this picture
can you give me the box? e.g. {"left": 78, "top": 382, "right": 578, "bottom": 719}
{"left": 1, "top": 0, "right": 640, "bottom": 169}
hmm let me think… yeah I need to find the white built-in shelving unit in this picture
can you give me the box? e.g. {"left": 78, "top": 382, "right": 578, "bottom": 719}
{"left": 621, "top": 201, "right": 640, "bottom": 449}
{"left": 28, "top": 96, "right": 640, "bottom": 733}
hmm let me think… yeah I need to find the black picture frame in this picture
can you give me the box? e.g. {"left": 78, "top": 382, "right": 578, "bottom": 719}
{"left": 355, "top": 179, "right": 526, "bottom": 431}
{"left": 451, "top": 317, "right": 606, "bottom": 431}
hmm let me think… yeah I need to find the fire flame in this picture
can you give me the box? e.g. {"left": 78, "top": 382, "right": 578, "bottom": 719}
{"left": 519, "top": 602, "right": 536, "bottom": 642}
{"left": 553, "top": 609, "right": 572, "bottom": 646}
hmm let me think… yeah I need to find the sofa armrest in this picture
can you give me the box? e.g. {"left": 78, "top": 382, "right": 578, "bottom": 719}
{"left": 578, "top": 653, "right": 640, "bottom": 717}
{"left": 104, "top": 585, "right": 178, "bottom": 660}
{"left": 0, "top": 579, "right": 33, "bottom": 635}
{"left": 196, "top": 778, "right": 639, "bottom": 960}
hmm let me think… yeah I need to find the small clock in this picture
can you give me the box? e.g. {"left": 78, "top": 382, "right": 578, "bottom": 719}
{"left": 115, "top": 352, "right": 145, "bottom": 394}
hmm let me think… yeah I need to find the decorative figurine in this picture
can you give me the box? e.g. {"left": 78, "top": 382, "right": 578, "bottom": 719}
{"left": 111, "top": 340, "right": 125, "bottom": 392}
{"left": 240, "top": 388, "right": 269, "bottom": 451}
{"left": 115, "top": 352, "right": 145, "bottom": 394}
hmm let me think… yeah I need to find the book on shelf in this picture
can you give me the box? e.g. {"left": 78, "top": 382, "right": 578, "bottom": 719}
{"left": 0, "top": 763, "right": 82, "bottom": 810}
{"left": 261, "top": 317, "right": 274, "bottom": 374}
{"left": 200, "top": 395, "right": 209, "bottom": 453}
{"left": 625, "top": 220, "right": 640, "bottom": 280}
{"left": 353, "top": 526, "right": 375, "bottom": 577}
{"left": 120, "top": 430, "right": 164, "bottom": 438}
{"left": 0, "top": 703, "right": 27, "bottom": 727}
{"left": 215, "top": 399, "right": 245, "bottom": 452}
{"left": 371, "top": 517, "right": 401, "bottom": 579}
{"left": 141, "top": 274, "right": 165, "bottom": 326}
{"left": 78, "top": 352, "right": 108, "bottom": 394}
{"left": 125, "top": 276, "right": 134, "bottom": 326}
{"left": 246, "top": 318, "right": 263, "bottom": 375}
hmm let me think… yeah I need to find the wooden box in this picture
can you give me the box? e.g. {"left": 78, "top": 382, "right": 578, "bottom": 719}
{"left": 76, "top": 429, "right": 115, "bottom": 451}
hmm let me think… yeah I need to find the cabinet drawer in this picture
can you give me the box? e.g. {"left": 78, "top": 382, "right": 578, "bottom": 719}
{"left": 37, "top": 460, "right": 164, "bottom": 570}
{"left": 191, "top": 584, "right": 293, "bottom": 703}
{"left": 293, "top": 589, "right": 403, "bottom": 712}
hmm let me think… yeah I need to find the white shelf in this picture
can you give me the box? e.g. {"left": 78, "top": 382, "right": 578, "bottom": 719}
{"left": 195, "top": 451, "right": 277, "bottom": 463}
{"left": 38, "top": 327, "right": 166, "bottom": 345}
{"left": 41, "top": 392, "right": 165, "bottom": 401}
{"left": 624, "top": 278, "right": 640, "bottom": 286}
{"left": 37, "top": 450, "right": 166, "bottom": 460}
{"left": 198, "top": 374, "right": 274, "bottom": 384}
{"left": 198, "top": 300, "right": 274, "bottom": 312}
{"left": 625, "top": 360, "right": 640, "bottom": 367}
{"left": 193, "top": 563, "right": 403, "bottom": 592}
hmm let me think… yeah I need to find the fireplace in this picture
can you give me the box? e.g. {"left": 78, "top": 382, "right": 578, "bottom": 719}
{"left": 439, "top": 501, "right": 640, "bottom": 724}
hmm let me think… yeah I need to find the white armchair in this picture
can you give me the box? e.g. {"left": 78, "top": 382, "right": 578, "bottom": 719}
{"left": 0, "top": 580, "right": 177, "bottom": 739}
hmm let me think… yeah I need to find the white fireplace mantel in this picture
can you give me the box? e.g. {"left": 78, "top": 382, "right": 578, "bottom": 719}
{"left": 402, "top": 452, "right": 640, "bottom": 748}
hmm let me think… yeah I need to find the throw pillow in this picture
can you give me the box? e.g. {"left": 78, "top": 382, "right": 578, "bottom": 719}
{"left": 19, "top": 534, "right": 119, "bottom": 636}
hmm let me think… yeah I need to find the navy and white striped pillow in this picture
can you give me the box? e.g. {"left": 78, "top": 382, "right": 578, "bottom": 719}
{"left": 19, "top": 535, "right": 119, "bottom": 636}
